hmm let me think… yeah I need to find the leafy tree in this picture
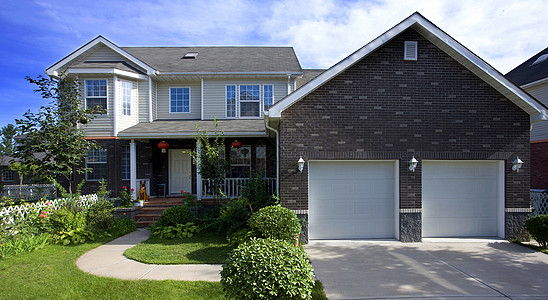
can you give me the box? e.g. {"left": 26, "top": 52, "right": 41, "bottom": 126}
{"left": 0, "top": 124, "right": 17, "bottom": 157}
{"left": 190, "top": 119, "right": 228, "bottom": 199}
{"left": 15, "top": 75, "right": 104, "bottom": 194}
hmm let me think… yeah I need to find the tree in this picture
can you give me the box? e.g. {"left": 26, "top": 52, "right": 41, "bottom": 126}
{"left": 0, "top": 123, "right": 17, "bottom": 157}
{"left": 190, "top": 119, "right": 228, "bottom": 199}
{"left": 15, "top": 75, "right": 104, "bottom": 194}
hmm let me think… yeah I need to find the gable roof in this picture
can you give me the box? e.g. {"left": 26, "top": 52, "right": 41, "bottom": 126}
{"left": 506, "top": 46, "right": 548, "bottom": 87}
{"left": 122, "top": 47, "right": 302, "bottom": 74}
{"left": 46, "top": 36, "right": 156, "bottom": 76}
{"left": 267, "top": 12, "right": 548, "bottom": 125}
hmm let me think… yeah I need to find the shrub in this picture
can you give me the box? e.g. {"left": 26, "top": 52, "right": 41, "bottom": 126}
{"left": 49, "top": 208, "right": 86, "bottom": 234}
{"left": 241, "top": 173, "right": 277, "bottom": 211}
{"left": 526, "top": 215, "right": 548, "bottom": 249}
{"left": 56, "top": 228, "right": 94, "bottom": 245}
{"left": 86, "top": 200, "right": 115, "bottom": 232}
{"left": 227, "top": 228, "right": 257, "bottom": 246}
{"left": 218, "top": 198, "right": 250, "bottom": 237}
{"left": 248, "top": 205, "right": 301, "bottom": 243}
{"left": 196, "top": 206, "right": 221, "bottom": 232}
{"left": 152, "top": 223, "right": 199, "bottom": 239}
{"left": 0, "top": 233, "right": 51, "bottom": 259}
{"left": 221, "top": 238, "right": 314, "bottom": 300}
{"left": 119, "top": 186, "right": 134, "bottom": 207}
{"left": 108, "top": 218, "right": 136, "bottom": 237}
{"left": 156, "top": 205, "right": 195, "bottom": 227}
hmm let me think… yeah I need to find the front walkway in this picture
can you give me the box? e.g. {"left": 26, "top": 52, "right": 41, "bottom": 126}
{"left": 76, "top": 229, "right": 221, "bottom": 281}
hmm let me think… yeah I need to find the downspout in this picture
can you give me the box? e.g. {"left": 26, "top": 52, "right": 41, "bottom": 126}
{"left": 264, "top": 112, "right": 279, "bottom": 196}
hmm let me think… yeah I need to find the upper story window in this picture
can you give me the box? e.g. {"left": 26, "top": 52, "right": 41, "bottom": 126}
{"left": 85, "top": 80, "right": 107, "bottom": 110}
{"left": 121, "top": 81, "right": 132, "bottom": 116}
{"left": 263, "top": 85, "right": 273, "bottom": 110}
{"left": 170, "top": 87, "right": 190, "bottom": 113}
{"left": 226, "top": 85, "right": 273, "bottom": 118}
{"left": 86, "top": 149, "right": 107, "bottom": 181}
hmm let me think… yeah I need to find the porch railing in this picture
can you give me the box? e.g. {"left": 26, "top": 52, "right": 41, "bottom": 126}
{"left": 531, "top": 190, "right": 548, "bottom": 216}
{"left": 201, "top": 178, "right": 276, "bottom": 199}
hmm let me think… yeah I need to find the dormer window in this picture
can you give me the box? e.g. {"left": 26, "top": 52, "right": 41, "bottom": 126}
{"left": 182, "top": 52, "right": 199, "bottom": 59}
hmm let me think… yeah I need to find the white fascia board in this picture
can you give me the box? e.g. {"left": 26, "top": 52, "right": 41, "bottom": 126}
{"left": 158, "top": 71, "right": 303, "bottom": 76}
{"left": 65, "top": 68, "right": 148, "bottom": 80}
{"left": 46, "top": 36, "right": 156, "bottom": 76}
{"left": 117, "top": 131, "right": 267, "bottom": 139}
{"left": 268, "top": 12, "right": 547, "bottom": 122}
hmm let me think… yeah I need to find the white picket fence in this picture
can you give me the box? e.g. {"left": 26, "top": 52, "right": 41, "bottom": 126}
{"left": 0, "top": 194, "right": 98, "bottom": 222}
{"left": 531, "top": 191, "right": 548, "bottom": 216}
{"left": 1, "top": 184, "right": 56, "bottom": 202}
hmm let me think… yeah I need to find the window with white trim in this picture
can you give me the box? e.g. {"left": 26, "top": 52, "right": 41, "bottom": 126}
{"left": 121, "top": 145, "right": 130, "bottom": 180}
{"left": 226, "top": 85, "right": 237, "bottom": 118}
{"left": 86, "top": 149, "right": 107, "bottom": 181}
{"left": 170, "top": 87, "right": 190, "bottom": 113}
{"left": 230, "top": 146, "right": 251, "bottom": 178}
{"left": 239, "top": 85, "right": 260, "bottom": 117}
{"left": 85, "top": 79, "right": 108, "bottom": 110}
{"left": 263, "top": 85, "right": 273, "bottom": 110}
{"left": 121, "top": 81, "right": 132, "bottom": 116}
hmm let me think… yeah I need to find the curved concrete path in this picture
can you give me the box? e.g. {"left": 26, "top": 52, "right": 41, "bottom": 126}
{"left": 76, "top": 228, "right": 222, "bottom": 281}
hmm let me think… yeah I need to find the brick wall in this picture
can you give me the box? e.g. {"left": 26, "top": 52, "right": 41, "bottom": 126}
{"left": 279, "top": 28, "right": 530, "bottom": 212}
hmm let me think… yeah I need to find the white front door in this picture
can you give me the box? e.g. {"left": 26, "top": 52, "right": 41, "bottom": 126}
{"left": 169, "top": 149, "right": 192, "bottom": 194}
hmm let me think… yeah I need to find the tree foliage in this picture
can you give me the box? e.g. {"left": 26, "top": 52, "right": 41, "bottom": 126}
{"left": 0, "top": 124, "right": 18, "bottom": 157}
{"left": 14, "top": 75, "right": 104, "bottom": 193}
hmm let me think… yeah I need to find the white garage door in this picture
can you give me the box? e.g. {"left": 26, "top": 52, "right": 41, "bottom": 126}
{"left": 309, "top": 161, "right": 396, "bottom": 239}
{"left": 422, "top": 161, "right": 502, "bottom": 238}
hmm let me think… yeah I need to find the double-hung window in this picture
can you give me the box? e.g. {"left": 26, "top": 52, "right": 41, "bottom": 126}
{"left": 121, "top": 81, "right": 132, "bottom": 116}
{"left": 230, "top": 146, "right": 251, "bottom": 178}
{"left": 85, "top": 80, "right": 108, "bottom": 110}
{"left": 170, "top": 87, "right": 190, "bottom": 113}
{"left": 121, "top": 145, "right": 130, "bottom": 180}
{"left": 86, "top": 149, "right": 107, "bottom": 181}
{"left": 226, "top": 85, "right": 237, "bottom": 118}
{"left": 239, "top": 85, "right": 260, "bottom": 117}
{"left": 263, "top": 85, "right": 273, "bottom": 110}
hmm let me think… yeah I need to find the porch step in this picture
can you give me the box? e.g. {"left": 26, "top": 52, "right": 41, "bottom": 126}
{"left": 134, "top": 198, "right": 187, "bottom": 228}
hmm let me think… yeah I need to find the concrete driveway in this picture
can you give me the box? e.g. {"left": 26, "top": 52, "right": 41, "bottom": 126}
{"left": 306, "top": 239, "right": 548, "bottom": 299}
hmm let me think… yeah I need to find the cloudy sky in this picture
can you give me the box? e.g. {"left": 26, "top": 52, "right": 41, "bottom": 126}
{"left": 1, "top": 0, "right": 547, "bottom": 128}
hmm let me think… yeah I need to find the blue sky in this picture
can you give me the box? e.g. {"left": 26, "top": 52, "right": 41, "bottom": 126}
{"left": 1, "top": 0, "right": 547, "bottom": 128}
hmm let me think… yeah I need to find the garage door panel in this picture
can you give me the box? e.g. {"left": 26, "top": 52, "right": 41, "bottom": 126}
{"left": 309, "top": 161, "right": 395, "bottom": 239}
{"left": 422, "top": 161, "right": 500, "bottom": 238}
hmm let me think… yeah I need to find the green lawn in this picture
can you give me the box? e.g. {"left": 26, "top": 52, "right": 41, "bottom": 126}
{"left": 124, "top": 232, "right": 233, "bottom": 264}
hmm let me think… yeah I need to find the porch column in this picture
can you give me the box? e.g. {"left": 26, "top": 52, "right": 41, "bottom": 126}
{"left": 130, "top": 139, "right": 137, "bottom": 200}
{"left": 196, "top": 141, "right": 202, "bottom": 200}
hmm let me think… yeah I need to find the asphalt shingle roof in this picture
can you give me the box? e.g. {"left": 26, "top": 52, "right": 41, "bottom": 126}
{"left": 121, "top": 47, "right": 302, "bottom": 74}
{"left": 506, "top": 46, "right": 548, "bottom": 86}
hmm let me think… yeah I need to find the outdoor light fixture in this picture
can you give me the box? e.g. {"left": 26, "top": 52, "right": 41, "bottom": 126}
{"left": 512, "top": 157, "right": 523, "bottom": 173}
{"left": 409, "top": 156, "right": 418, "bottom": 172}
{"left": 298, "top": 156, "right": 305, "bottom": 173}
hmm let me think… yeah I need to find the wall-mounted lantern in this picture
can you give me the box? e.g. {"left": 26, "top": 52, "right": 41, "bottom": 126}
{"left": 512, "top": 157, "right": 523, "bottom": 172}
{"left": 298, "top": 156, "right": 305, "bottom": 173}
{"left": 158, "top": 141, "right": 170, "bottom": 154}
{"left": 409, "top": 156, "right": 418, "bottom": 172}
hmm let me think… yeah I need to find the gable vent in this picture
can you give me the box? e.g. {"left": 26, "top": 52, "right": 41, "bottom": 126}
{"left": 404, "top": 41, "right": 417, "bottom": 61}
{"left": 182, "top": 52, "right": 199, "bottom": 59}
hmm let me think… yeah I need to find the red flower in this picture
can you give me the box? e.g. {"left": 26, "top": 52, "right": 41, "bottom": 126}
{"left": 181, "top": 190, "right": 184, "bottom": 193}
{"left": 45, "top": 200, "right": 51, "bottom": 205}
{"left": 122, "top": 186, "right": 127, "bottom": 189}
{"left": 131, "top": 188, "right": 135, "bottom": 192}
{"left": 40, "top": 212, "right": 47, "bottom": 218}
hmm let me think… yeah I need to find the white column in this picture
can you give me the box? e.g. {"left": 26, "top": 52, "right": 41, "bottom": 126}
{"left": 130, "top": 139, "right": 137, "bottom": 199}
{"left": 196, "top": 141, "right": 202, "bottom": 200}
{"left": 287, "top": 74, "right": 291, "bottom": 94}
{"left": 113, "top": 75, "right": 118, "bottom": 136}
{"left": 148, "top": 76, "right": 153, "bottom": 122}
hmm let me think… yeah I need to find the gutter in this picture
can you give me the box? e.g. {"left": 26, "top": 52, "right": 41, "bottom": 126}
{"left": 264, "top": 112, "right": 279, "bottom": 196}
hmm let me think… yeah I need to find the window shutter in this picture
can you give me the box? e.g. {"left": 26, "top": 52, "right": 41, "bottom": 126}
{"left": 404, "top": 41, "right": 418, "bottom": 61}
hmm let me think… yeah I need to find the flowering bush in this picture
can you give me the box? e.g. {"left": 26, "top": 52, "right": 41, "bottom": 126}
{"left": 119, "top": 186, "right": 134, "bottom": 207}
{"left": 180, "top": 190, "right": 197, "bottom": 206}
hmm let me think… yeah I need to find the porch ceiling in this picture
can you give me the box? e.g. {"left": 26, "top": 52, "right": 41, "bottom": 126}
{"left": 117, "top": 119, "right": 267, "bottom": 139}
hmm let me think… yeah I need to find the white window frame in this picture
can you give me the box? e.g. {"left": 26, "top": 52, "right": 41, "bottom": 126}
{"left": 169, "top": 87, "right": 191, "bottom": 113}
{"left": 239, "top": 85, "right": 261, "bottom": 118}
{"left": 86, "top": 149, "right": 108, "bottom": 181}
{"left": 120, "top": 80, "right": 132, "bottom": 116}
{"left": 263, "top": 85, "right": 274, "bottom": 111}
{"left": 226, "top": 84, "right": 275, "bottom": 119}
{"left": 230, "top": 145, "right": 252, "bottom": 177}
{"left": 84, "top": 79, "right": 108, "bottom": 112}
{"left": 121, "top": 145, "right": 130, "bottom": 180}
{"left": 226, "top": 85, "right": 237, "bottom": 118}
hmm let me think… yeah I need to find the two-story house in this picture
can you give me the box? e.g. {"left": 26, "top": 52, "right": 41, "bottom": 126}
{"left": 46, "top": 37, "right": 302, "bottom": 199}
{"left": 45, "top": 13, "right": 546, "bottom": 242}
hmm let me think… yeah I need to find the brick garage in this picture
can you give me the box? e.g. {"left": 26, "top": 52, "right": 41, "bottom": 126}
{"left": 267, "top": 14, "right": 543, "bottom": 242}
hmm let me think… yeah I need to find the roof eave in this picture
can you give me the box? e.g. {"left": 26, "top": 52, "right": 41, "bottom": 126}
{"left": 116, "top": 131, "right": 267, "bottom": 139}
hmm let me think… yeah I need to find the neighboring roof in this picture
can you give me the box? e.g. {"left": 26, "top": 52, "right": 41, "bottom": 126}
{"left": 296, "top": 69, "right": 325, "bottom": 89}
{"left": 506, "top": 46, "right": 548, "bottom": 87}
{"left": 267, "top": 12, "right": 548, "bottom": 125}
{"left": 121, "top": 47, "right": 302, "bottom": 74}
{"left": 69, "top": 61, "right": 146, "bottom": 74}
{"left": 117, "top": 119, "right": 266, "bottom": 139}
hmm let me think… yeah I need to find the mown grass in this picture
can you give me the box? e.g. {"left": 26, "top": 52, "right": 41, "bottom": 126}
{"left": 124, "top": 232, "right": 233, "bottom": 264}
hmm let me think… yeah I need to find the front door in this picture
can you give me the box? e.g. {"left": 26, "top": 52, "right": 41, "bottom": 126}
{"left": 169, "top": 149, "right": 192, "bottom": 194}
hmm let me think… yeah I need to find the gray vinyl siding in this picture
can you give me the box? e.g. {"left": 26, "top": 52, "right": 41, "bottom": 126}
{"left": 202, "top": 78, "right": 288, "bottom": 120}
{"left": 151, "top": 80, "right": 157, "bottom": 120}
{"left": 138, "top": 79, "right": 150, "bottom": 123}
{"left": 117, "top": 79, "right": 139, "bottom": 132}
{"left": 527, "top": 82, "right": 548, "bottom": 141}
{"left": 84, "top": 44, "right": 127, "bottom": 61}
{"left": 156, "top": 81, "right": 201, "bottom": 120}
{"left": 80, "top": 76, "right": 114, "bottom": 137}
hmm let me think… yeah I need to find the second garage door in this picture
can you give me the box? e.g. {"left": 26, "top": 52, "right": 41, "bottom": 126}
{"left": 422, "top": 161, "right": 502, "bottom": 238}
{"left": 309, "top": 161, "right": 396, "bottom": 240}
